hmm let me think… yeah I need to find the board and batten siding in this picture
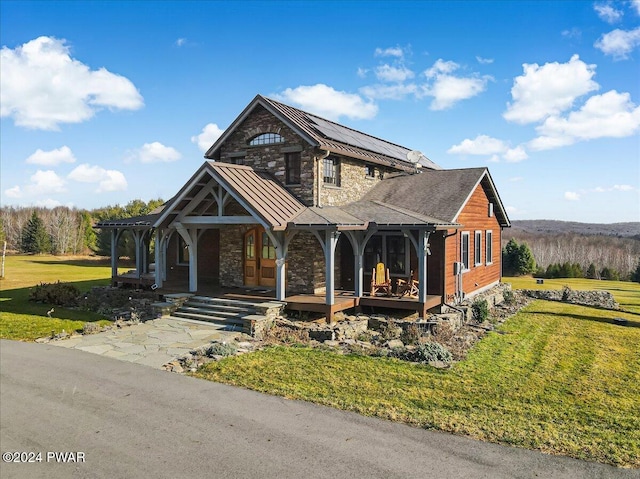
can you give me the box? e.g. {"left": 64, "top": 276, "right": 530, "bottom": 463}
{"left": 444, "top": 182, "right": 502, "bottom": 302}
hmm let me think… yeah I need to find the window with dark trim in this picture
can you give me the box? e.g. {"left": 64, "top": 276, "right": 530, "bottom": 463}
{"left": 177, "top": 236, "right": 189, "bottom": 264}
{"left": 486, "top": 230, "right": 493, "bottom": 265}
{"left": 323, "top": 156, "right": 340, "bottom": 186}
{"left": 285, "top": 152, "right": 301, "bottom": 184}
{"left": 474, "top": 231, "right": 482, "bottom": 266}
{"left": 461, "top": 232, "right": 470, "bottom": 271}
{"left": 249, "top": 133, "right": 284, "bottom": 146}
{"left": 365, "top": 164, "right": 376, "bottom": 178}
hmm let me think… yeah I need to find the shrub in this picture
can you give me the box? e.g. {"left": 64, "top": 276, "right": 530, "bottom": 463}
{"left": 400, "top": 323, "right": 422, "bottom": 345}
{"left": 29, "top": 281, "right": 80, "bottom": 306}
{"left": 411, "top": 342, "right": 453, "bottom": 363}
{"left": 503, "top": 289, "right": 515, "bottom": 305}
{"left": 82, "top": 322, "right": 101, "bottom": 334}
{"left": 263, "top": 325, "right": 310, "bottom": 345}
{"left": 204, "top": 342, "right": 238, "bottom": 357}
{"left": 472, "top": 298, "right": 489, "bottom": 323}
{"left": 379, "top": 320, "right": 402, "bottom": 340}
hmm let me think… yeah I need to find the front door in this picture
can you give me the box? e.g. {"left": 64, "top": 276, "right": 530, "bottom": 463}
{"left": 243, "top": 227, "right": 277, "bottom": 287}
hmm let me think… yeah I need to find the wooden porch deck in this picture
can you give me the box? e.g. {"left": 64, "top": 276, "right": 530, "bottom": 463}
{"left": 154, "top": 280, "right": 441, "bottom": 322}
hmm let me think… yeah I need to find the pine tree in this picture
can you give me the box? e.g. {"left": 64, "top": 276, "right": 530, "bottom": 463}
{"left": 631, "top": 259, "right": 640, "bottom": 283}
{"left": 586, "top": 263, "right": 597, "bottom": 279}
{"left": 20, "top": 211, "right": 51, "bottom": 254}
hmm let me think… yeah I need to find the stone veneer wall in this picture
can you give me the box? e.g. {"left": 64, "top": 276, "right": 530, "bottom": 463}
{"left": 218, "top": 105, "right": 316, "bottom": 206}
{"left": 286, "top": 232, "right": 325, "bottom": 294}
{"left": 319, "top": 157, "right": 382, "bottom": 206}
{"left": 219, "top": 225, "right": 245, "bottom": 287}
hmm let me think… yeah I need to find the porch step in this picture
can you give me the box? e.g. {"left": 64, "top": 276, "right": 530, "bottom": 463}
{"left": 189, "top": 295, "right": 267, "bottom": 309}
{"left": 171, "top": 310, "right": 244, "bottom": 326}
{"left": 182, "top": 302, "right": 251, "bottom": 316}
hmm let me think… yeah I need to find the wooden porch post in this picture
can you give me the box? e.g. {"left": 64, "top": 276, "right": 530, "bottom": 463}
{"left": 110, "top": 229, "right": 119, "bottom": 281}
{"left": 176, "top": 224, "right": 198, "bottom": 293}
{"left": 154, "top": 229, "right": 163, "bottom": 288}
{"left": 418, "top": 230, "right": 430, "bottom": 306}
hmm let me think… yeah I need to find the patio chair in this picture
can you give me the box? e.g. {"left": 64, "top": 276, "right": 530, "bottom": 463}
{"left": 370, "top": 262, "right": 392, "bottom": 296}
{"left": 396, "top": 270, "right": 419, "bottom": 297}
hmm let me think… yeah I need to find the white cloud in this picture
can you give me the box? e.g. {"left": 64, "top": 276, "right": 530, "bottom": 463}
{"left": 1, "top": 36, "right": 144, "bottom": 130}
{"left": 529, "top": 90, "right": 640, "bottom": 150}
{"left": 374, "top": 46, "right": 405, "bottom": 58}
{"left": 274, "top": 84, "right": 378, "bottom": 121}
{"left": 426, "top": 74, "right": 489, "bottom": 110}
{"left": 562, "top": 28, "right": 582, "bottom": 39}
{"left": 424, "top": 59, "right": 460, "bottom": 78}
{"left": 68, "top": 164, "right": 127, "bottom": 192}
{"left": 503, "top": 55, "right": 599, "bottom": 124}
{"left": 375, "top": 64, "right": 415, "bottom": 82}
{"left": 357, "top": 67, "right": 368, "bottom": 78}
{"left": 613, "top": 184, "right": 634, "bottom": 191}
{"left": 503, "top": 146, "right": 529, "bottom": 163}
{"left": 35, "top": 198, "right": 63, "bottom": 208}
{"left": 594, "top": 2, "right": 623, "bottom": 23}
{"left": 25, "top": 145, "right": 76, "bottom": 166}
{"left": 360, "top": 83, "right": 418, "bottom": 100}
{"left": 633, "top": 0, "right": 640, "bottom": 15}
{"left": 176, "top": 38, "right": 187, "bottom": 47}
{"left": 191, "top": 123, "right": 224, "bottom": 153}
{"left": 594, "top": 27, "right": 640, "bottom": 59}
{"left": 564, "top": 191, "right": 580, "bottom": 201}
{"left": 4, "top": 185, "right": 22, "bottom": 198}
{"left": 28, "top": 170, "right": 66, "bottom": 194}
{"left": 447, "top": 135, "right": 507, "bottom": 155}
{"left": 127, "top": 142, "right": 182, "bottom": 163}
{"left": 422, "top": 59, "right": 490, "bottom": 110}
{"left": 476, "top": 56, "right": 494, "bottom": 64}
{"left": 595, "top": 184, "right": 635, "bottom": 192}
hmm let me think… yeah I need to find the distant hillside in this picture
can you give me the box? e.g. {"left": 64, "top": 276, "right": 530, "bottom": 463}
{"left": 510, "top": 220, "right": 640, "bottom": 238}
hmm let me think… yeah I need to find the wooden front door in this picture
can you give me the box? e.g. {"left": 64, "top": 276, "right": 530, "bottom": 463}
{"left": 243, "top": 227, "right": 277, "bottom": 287}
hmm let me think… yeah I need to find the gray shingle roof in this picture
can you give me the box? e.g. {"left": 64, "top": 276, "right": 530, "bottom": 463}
{"left": 360, "top": 167, "right": 510, "bottom": 226}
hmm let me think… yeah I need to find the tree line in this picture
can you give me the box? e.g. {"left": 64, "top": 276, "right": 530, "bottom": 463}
{"left": 0, "top": 199, "right": 164, "bottom": 257}
{"left": 502, "top": 237, "right": 640, "bottom": 283}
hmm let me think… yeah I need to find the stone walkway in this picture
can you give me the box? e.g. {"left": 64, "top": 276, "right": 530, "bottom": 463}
{"left": 50, "top": 318, "right": 239, "bottom": 369}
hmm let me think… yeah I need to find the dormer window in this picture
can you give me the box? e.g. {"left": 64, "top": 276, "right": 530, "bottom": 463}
{"left": 249, "top": 133, "right": 284, "bottom": 146}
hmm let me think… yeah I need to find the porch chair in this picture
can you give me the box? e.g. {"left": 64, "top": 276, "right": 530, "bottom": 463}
{"left": 370, "top": 262, "right": 392, "bottom": 296}
{"left": 396, "top": 270, "right": 419, "bottom": 297}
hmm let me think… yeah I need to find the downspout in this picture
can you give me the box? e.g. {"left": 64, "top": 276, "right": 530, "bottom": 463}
{"left": 315, "top": 148, "right": 330, "bottom": 207}
{"left": 442, "top": 229, "right": 458, "bottom": 304}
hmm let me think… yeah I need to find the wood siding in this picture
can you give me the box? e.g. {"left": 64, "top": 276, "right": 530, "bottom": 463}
{"left": 444, "top": 182, "right": 502, "bottom": 302}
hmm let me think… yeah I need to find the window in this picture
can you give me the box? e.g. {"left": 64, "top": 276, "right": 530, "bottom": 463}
{"left": 229, "top": 157, "right": 244, "bottom": 165}
{"left": 486, "top": 230, "right": 493, "bottom": 265}
{"left": 363, "top": 235, "right": 409, "bottom": 276}
{"left": 461, "top": 232, "right": 470, "bottom": 271}
{"left": 261, "top": 232, "right": 276, "bottom": 260}
{"left": 249, "top": 133, "right": 284, "bottom": 146}
{"left": 177, "top": 236, "right": 189, "bottom": 264}
{"left": 474, "top": 231, "right": 482, "bottom": 266}
{"left": 285, "top": 152, "right": 301, "bottom": 184}
{"left": 323, "top": 156, "right": 340, "bottom": 186}
{"left": 365, "top": 164, "right": 376, "bottom": 178}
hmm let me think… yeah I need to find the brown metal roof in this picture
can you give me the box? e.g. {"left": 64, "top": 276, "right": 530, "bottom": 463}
{"left": 205, "top": 94, "right": 441, "bottom": 172}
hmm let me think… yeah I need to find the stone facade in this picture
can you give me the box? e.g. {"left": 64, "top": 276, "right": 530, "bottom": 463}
{"left": 219, "top": 225, "right": 245, "bottom": 288}
{"left": 217, "top": 105, "right": 316, "bottom": 206}
{"left": 319, "top": 157, "right": 383, "bottom": 207}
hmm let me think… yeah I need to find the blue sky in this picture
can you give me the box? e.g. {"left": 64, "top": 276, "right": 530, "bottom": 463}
{"left": 1, "top": 0, "right": 639, "bottom": 223}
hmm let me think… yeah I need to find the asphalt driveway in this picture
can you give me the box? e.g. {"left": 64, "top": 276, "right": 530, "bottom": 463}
{"left": 1, "top": 340, "right": 634, "bottom": 479}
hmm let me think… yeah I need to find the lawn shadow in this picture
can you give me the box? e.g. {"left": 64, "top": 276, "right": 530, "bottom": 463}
{"left": 29, "top": 257, "right": 115, "bottom": 268}
{"left": 529, "top": 308, "right": 640, "bottom": 329}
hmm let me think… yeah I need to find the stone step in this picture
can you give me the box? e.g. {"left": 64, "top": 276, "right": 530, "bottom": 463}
{"left": 190, "top": 295, "right": 265, "bottom": 309}
{"left": 172, "top": 310, "right": 244, "bottom": 326}
{"left": 183, "top": 301, "right": 253, "bottom": 315}
{"left": 178, "top": 306, "right": 245, "bottom": 320}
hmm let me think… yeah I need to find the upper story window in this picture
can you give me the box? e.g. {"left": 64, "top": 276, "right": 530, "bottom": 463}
{"left": 285, "top": 152, "right": 301, "bottom": 185}
{"left": 365, "top": 164, "right": 376, "bottom": 178}
{"left": 486, "top": 230, "right": 493, "bottom": 265}
{"left": 474, "top": 231, "right": 482, "bottom": 266}
{"left": 323, "top": 156, "right": 340, "bottom": 186}
{"left": 249, "top": 133, "right": 284, "bottom": 146}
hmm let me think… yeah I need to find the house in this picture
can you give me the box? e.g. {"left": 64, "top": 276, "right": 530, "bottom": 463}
{"left": 96, "top": 94, "right": 510, "bottom": 321}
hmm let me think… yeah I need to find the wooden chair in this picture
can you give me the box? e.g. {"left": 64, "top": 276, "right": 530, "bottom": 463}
{"left": 396, "top": 270, "right": 419, "bottom": 297}
{"left": 370, "top": 262, "right": 392, "bottom": 296}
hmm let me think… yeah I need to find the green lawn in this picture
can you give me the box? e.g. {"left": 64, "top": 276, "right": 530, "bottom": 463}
{"left": 0, "top": 255, "right": 112, "bottom": 340}
{"left": 196, "top": 279, "right": 640, "bottom": 468}
{"left": 505, "top": 276, "right": 640, "bottom": 314}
